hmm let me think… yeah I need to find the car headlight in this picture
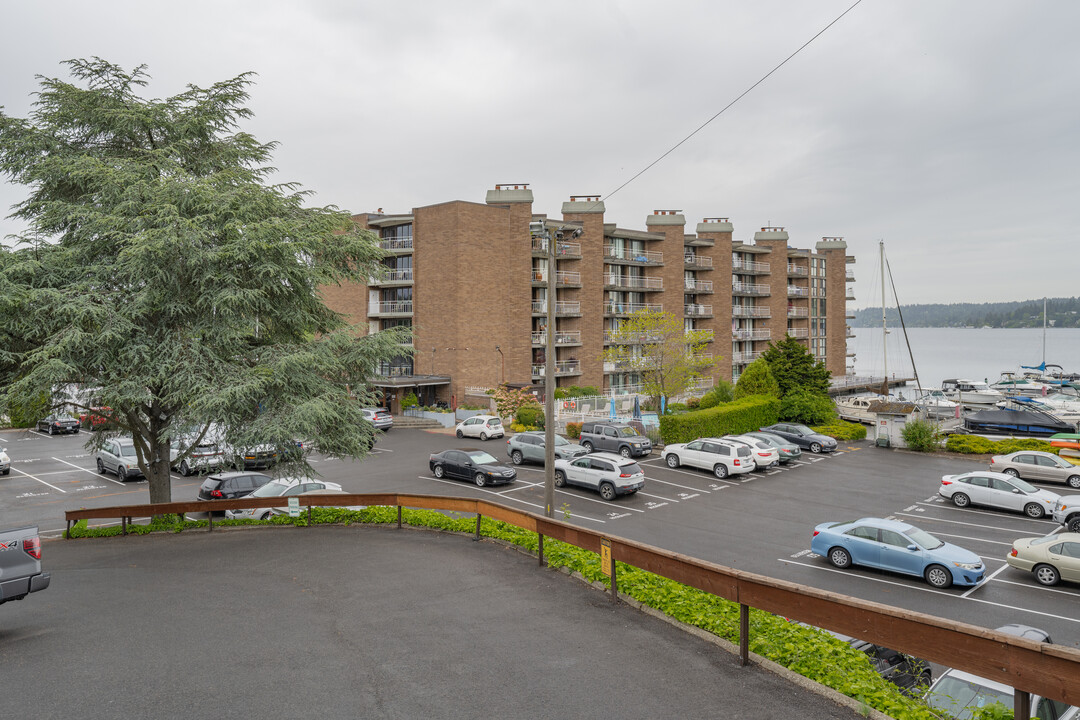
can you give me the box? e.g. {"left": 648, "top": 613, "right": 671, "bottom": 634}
{"left": 953, "top": 561, "right": 981, "bottom": 571}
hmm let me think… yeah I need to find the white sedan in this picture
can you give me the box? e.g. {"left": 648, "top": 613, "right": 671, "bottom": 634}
{"left": 0, "top": 446, "right": 9, "bottom": 475}
{"left": 939, "top": 471, "right": 1060, "bottom": 518}
{"left": 225, "top": 478, "right": 344, "bottom": 520}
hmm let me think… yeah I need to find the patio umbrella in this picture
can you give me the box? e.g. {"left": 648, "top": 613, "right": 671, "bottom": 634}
{"left": 609, "top": 396, "right": 617, "bottom": 419}
{"left": 632, "top": 395, "right": 641, "bottom": 420}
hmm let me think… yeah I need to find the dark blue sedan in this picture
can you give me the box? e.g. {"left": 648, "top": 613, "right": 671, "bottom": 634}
{"left": 810, "top": 517, "right": 984, "bottom": 588}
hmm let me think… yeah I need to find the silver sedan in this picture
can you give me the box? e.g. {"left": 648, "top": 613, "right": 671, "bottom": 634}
{"left": 990, "top": 451, "right": 1080, "bottom": 490}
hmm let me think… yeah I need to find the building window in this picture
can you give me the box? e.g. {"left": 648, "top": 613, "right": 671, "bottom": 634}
{"left": 377, "top": 355, "right": 414, "bottom": 377}
{"left": 380, "top": 224, "right": 413, "bottom": 241}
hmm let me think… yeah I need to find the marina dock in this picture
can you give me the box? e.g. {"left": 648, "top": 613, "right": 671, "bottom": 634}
{"left": 830, "top": 375, "right": 915, "bottom": 397}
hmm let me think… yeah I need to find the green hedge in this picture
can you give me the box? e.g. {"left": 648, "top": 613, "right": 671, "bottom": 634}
{"left": 66, "top": 508, "right": 941, "bottom": 719}
{"left": 658, "top": 394, "right": 780, "bottom": 444}
{"left": 810, "top": 420, "right": 867, "bottom": 442}
{"left": 945, "top": 435, "right": 1057, "bottom": 455}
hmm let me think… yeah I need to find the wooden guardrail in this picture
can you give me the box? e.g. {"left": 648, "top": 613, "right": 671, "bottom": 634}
{"left": 65, "top": 493, "right": 1080, "bottom": 715}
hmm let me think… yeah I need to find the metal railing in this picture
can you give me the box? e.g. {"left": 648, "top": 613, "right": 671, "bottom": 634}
{"left": 379, "top": 237, "right": 413, "bottom": 251}
{"left": 787, "top": 307, "right": 809, "bottom": 318}
{"left": 731, "top": 282, "right": 770, "bottom": 296}
{"left": 732, "top": 259, "right": 770, "bottom": 274}
{"left": 732, "top": 328, "right": 771, "bottom": 341}
{"left": 731, "top": 351, "right": 763, "bottom": 364}
{"left": 787, "top": 286, "right": 809, "bottom": 297}
{"left": 62, "top": 493, "right": 1080, "bottom": 717}
{"left": 684, "top": 304, "right": 713, "bottom": 317}
{"left": 532, "top": 269, "right": 582, "bottom": 285}
{"left": 606, "top": 302, "right": 662, "bottom": 315}
{"left": 532, "top": 330, "right": 582, "bottom": 345}
{"left": 606, "top": 275, "right": 664, "bottom": 290}
{"left": 532, "top": 300, "right": 582, "bottom": 314}
{"left": 786, "top": 264, "right": 808, "bottom": 276}
{"left": 684, "top": 254, "right": 713, "bottom": 269}
{"left": 531, "top": 238, "right": 581, "bottom": 257}
{"left": 370, "top": 268, "right": 413, "bottom": 284}
{"left": 732, "top": 306, "right": 771, "bottom": 318}
{"left": 369, "top": 300, "right": 413, "bottom": 314}
{"left": 685, "top": 279, "right": 713, "bottom": 293}
{"left": 604, "top": 245, "right": 663, "bottom": 264}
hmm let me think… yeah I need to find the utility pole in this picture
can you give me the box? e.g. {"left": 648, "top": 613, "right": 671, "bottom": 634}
{"left": 544, "top": 227, "right": 556, "bottom": 518}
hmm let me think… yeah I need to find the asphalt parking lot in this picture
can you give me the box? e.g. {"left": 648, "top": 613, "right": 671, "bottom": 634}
{"left": 3, "top": 424, "right": 1078, "bottom": 649}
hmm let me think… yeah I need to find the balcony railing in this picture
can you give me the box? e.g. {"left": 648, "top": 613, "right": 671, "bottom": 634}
{"left": 370, "top": 268, "right": 413, "bottom": 284}
{"left": 786, "top": 264, "right": 808, "bottom": 276}
{"left": 732, "top": 328, "right": 771, "bottom": 341}
{"left": 532, "top": 300, "right": 582, "bottom": 315}
{"left": 732, "top": 282, "right": 770, "bottom": 297}
{"left": 685, "top": 279, "right": 713, "bottom": 293}
{"left": 731, "top": 351, "right": 763, "bottom": 365}
{"left": 606, "top": 302, "right": 662, "bottom": 315}
{"left": 532, "top": 362, "right": 582, "bottom": 378}
{"left": 531, "top": 237, "right": 581, "bottom": 257}
{"left": 606, "top": 275, "right": 664, "bottom": 291}
{"left": 787, "top": 328, "right": 810, "bottom": 338}
{"left": 368, "top": 300, "right": 413, "bottom": 315}
{"left": 732, "top": 306, "right": 771, "bottom": 318}
{"left": 532, "top": 330, "right": 582, "bottom": 346}
{"left": 696, "top": 329, "right": 715, "bottom": 342}
{"left": 684, "top": 304, "right": 713, "bottom": 317}
{"left": 532, "top": 269, "right": 582, "bottom": 285}
{"left": 604, "top": 245, "right": 663, "bottom": 264}
{"left": 787, "top": 286, "right": 809, "bottom": 297}
{"left": 690, "top": 376, "right": 715, "bottom": 391}
{"left": 379, "top": 237, "right": 414, "bottom": 252}
{"left": 732, "top": 259, "right": 770, "bottom": 274}
{"left": 846, "top": 327, "right": 856, "bottom": 338}
{"left": 847, "top": 290, "right": 856, "bottom": 300}
{"left": 787, "top": 307, "right": 809, "bottom": 318}
{"left": 846, "top": 270, "right": 855, "bottom": 281}
{"left": 684, "top": 254, "right": 713, "bottom": 269}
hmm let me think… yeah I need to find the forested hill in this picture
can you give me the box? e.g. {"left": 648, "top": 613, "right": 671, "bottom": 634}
{"left": 848, "top": 297, "right": 1080, "bottom": 328}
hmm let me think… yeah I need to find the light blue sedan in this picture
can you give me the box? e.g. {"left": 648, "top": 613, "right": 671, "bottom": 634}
{"left": 810, "top": 517, "right": 985, "bottom": 588}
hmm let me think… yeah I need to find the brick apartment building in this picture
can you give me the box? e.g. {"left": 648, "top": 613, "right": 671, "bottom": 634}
{"left": 320, "top": 184, "right": 855, "bottom": 413}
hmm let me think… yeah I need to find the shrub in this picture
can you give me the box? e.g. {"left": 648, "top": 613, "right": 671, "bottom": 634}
{"left": 6, "top": 392, "right": 49, "bottom": 428}
{"left": 555, "top": 385, "right": 600, "bottom": 399}
{"left": 491, "top": 385, "right": 539, "bottom": 419}
{"left": 698, "top": 381, "right": 734, "bottom": 409}
{"left": 686, "top": 397, "right": 700, "bottom": 410}
{"left": 666, "top": 402, "right": 687, "bottom": 414}
{"left": 659, "top": 394, "right": 781, "bottom": 445}
{"left": 901, "top": 419, "right": 944, "bottom": 452}
{"left": 565, "top": 421, "right": 582, "bottom": 439}
{"left": 514, "top": 402, "right": 544, "bottom": 430}
{"left": 946, "top": 434, "right": 1056, "bottom": 455}
{"left": 734, "top": 359, "right": 780, "bottom": 400}
{"left": 779, "top": 390, "right": 836, "bottom": 425}
{"left": 401, "top": 392, "right": 419, "bottom": 409}
{"left": 811, "top": 420, "right": 867, "bottom": 441}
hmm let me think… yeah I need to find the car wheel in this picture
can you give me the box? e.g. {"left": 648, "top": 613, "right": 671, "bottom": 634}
{"left": 1068, "top": 475, "right": 1080, "bottom": 490}
{"left": 96, "top": 458, "right": 106, "bottom": 474}
{"left": 433, "top": 465, "right": 445, "bottom": 478}
{"left": 713, "top": 464, "right": 729, "bottom": 479}
{"left": 924, "top": 564, "right": 952, "bottom": 589}
{"left": 665, "top": 454, "right": 680, "bottom": 468}
{"left": 918, "top": 670, "right": 932, "bottom": 688}
{"left": 619, "top": 446, "right": 631, "bottom": 458}
{"left": 474, "top": 473, "right": 487, "bottom": 487}
{"left": 554, "top": 470, "right": 566, "bottom": 488}
{"left": 456, "top": 429, "right": 464, "bottom": 439}
{"left": 1, "top": 469, "right": 7, "bottom": 475}
{"left": 599, "top": 482, "right": 616, "bottom": 501}
{"left": 1024, "top": 502, "right": 1045, "bottom": 519}
{"left": 480, "top": 432, "right": 488, "bottom": 441}
{"left": 49, "top": 425, "right": 56, "bottom": 436}
{"left": 1034, "top": 563, "right": 1060, "bottom": 586}
{"left": 260, "top": 512, "right": 272, "bottom": 521}
{"left": 827, "top": 547, "right": 851, "bottom": 569}
{"left": 117, "top": 466, "right": 128, "bottom": 482}
{"left": 581, "top": 441, "right": 594, "bottom": 453}
{"left": 1003, "top": 468, "right": 1019, "bottom": 478}
{"left": 180, "top": 460, "right": 191, "bottom": 477}
{"left": 511, "top": 450, "right": 523, "bottom": 465}
{"left": 951, "top": 492, "right": 970, "bottom": 508}
{"left": 809, "top": 442, "right": 822, "bottom": 453}
{"left": 1068, "top": 516, "right": 1080, "bottom": 533}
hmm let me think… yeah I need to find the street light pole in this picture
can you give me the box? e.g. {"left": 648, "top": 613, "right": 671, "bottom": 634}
{"left": 544, "top": 228, "right": 556, "bottom": 519}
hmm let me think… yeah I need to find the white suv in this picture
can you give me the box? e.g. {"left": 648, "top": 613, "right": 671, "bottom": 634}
{"left": 455, "top": 415, "right": 504, "bottom": 441}
{"left": 662, "top": 438, "right": 754, "bottom": 479}
{"left": 723, "top": 435, "right": 781, "bottom": 471}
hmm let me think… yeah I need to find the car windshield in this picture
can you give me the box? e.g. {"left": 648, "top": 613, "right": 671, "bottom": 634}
{"left": 1007, "top": 476, "right": 1039, "bottom": 493}
{"left": 466, "top": 451, "right": 498, "bottom": 464}
{"left": 553, "top": 435, "right": 569, "bottom": 446}
{"left": 120, "top": 445, "right": 137, "bottom": 457}
{"left": 616, "top": 427, "right": 639, "bottom": 437}
{"left": 251, "top": 482, "right": 291, "bottom": 498}
{"left": 905, "top": 527, "right": 944, "bottom": 550}
{"left": 926, "top": 675, "right": 1012, "bottom": 720}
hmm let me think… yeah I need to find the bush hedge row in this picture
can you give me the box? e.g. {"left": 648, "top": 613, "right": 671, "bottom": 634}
{"left": 945, "top": 434, "right": 1058, "bottom": 455}
{"left": 658, "top": 394, "right": 780, "bottom": 444}
{"left": 810, "top": 420, "right": 868, "bottom": 442}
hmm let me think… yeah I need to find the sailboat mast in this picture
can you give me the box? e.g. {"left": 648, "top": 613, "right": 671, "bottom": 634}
{"left": 880, "top": 240, "right": 887, "bottom": 388}
{"left": 1043, "top": 296, "right": 1047, "bottom": 367}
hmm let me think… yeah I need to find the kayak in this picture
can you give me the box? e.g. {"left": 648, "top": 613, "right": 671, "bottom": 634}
{"left": 1049, "top": 433, "right": 1080, "bottom": 450}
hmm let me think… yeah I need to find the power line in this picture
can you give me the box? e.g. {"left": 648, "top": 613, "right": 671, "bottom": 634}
{"left": 600, "top": 0, "right": 864, "bottom": 205}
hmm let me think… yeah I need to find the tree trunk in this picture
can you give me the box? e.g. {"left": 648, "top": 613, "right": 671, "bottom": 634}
{"left": 146, "top": 419, "right": 173, "bottom": 505}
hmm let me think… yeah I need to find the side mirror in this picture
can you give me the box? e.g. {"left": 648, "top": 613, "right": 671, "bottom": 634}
{"left": 907, "top": 544, "right": 918, "bottom": 552}
{"left": 1012, "top": 488, "right": 1020, "bottom": 494}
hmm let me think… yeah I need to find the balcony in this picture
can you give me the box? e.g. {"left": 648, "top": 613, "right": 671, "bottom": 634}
{"left": 684, "top": 304, "right": 713, "bottom": 318}
{"left": 846, "top": 270, "right": 855, "bottom": 282}
{"left": 532, "top": 361, "right": 582, "bottom": 379}
{"left": 379, "top": 237, "right": 413, "bottom": 252}
{"left": 731, "top": 351, "right": 763, "bottom": 365}
{"left": 531, "top": 237, "right": 581, "bottom": 258}
{"left": 696, "top": 329, "right": 715, "bottom": 343}
{"left": 532, "top": 330, "right": 583, "bottom": 346}
{"left": 786, "top": 264, "right": 808, "bottom": 276}
{"left": 604, "top": 330, "right": 663, "bottom": 344}
{"left": 732, "top": 259, "right": 770, "bottom": 274}
{"left": 732, "top": 281, "right": 770, "bottom": 297}
{"left": 605, "top": 302, "right": 662, "bottom": 316}
{"left": 846, "top": 327, "right": 856, "bottom": 338}
{"left": 787, "top": 328, "right": 809, "bottom": 338}
{"left": 605, "top": 275, "right": 664, "bottom": 291}
{"left": 787, "top": 307, "right": 809, "bottom": 318}
{"left": 732, "top": 328, "right": 771, "bottom": 341}
{"left": 787, "top": 286, "right": 809, "bottom": 298}
{"left": 369, "top": 268, "right": 413, "bottom": 285}
{"left": 690, "top": 376, "right": 715, "bottom": 391}
{"left": 732, "top": 306, "right": 771, "bottom": 319}
{"left": 846, "top": 289, "right": 856, "bottom": 300}
{"left": 368, "top": 300, "right": 413, "bottom": 316}
{"left": 531, "top": 300, "right": 581, "bottom": 316}
{"left": 604, "top": 244, "right": 663, "bottom": 265}
{"left": 684, "top": 254, "right": 713, "bottom": 270}
{"left": 685, "top": 279, "right": 713, "bottom": 294}
{"left": 532, "top": 269, "right": 582, "bottom": 286}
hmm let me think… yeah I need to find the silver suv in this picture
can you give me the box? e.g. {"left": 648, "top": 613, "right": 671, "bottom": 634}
{"left": 95, "top": 438, "right": 144, "bottom": 481}
{"left": 506, "top": 431, "right": 588, "bottom": 466}
{"left": 553, "top": 452, "right": 645, "bottom": 500}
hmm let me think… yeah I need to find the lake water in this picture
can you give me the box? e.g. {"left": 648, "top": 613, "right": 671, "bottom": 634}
{"left": 846, "top": 327, "right": 1080, "bottom": 389}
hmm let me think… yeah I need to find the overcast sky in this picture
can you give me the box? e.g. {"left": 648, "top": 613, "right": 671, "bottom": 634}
{"left": 2, "top": 0, "right": 1077, "bottom": 305}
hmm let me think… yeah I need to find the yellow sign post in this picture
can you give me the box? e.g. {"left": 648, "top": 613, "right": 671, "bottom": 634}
{"left": 600, "top": 538, "right": 612, "bottom": 576}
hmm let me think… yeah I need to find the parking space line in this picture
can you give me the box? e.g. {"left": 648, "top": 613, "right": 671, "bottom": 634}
{"left": 637, "top": 491, "right": 678, "bottom": 503}
{"left": 51, "top": 456, "right": 126, "bottom": 485}
{"left": 893, "top": 511, "right": 1054, "bottom": 534}
{"left": 419, "top": 475, "right": 607, "bottom": 523}
{"left": 9, "top": 468, "right": 67, "bottom": 493}
{"left": 992, "top": 577, "right": 1080, "bottom": 598}
{"left": 651, "top": 464, "right": 741, "bottom": 485}
{"left": 778, "top": 557, "right": 1080, "bottom": 625}
{"left": 961, "top": 562, "right": 1010, "bottom": 598}
{"left": 643, "top": 476, "right": 711, "bottom": 493}
{"left": 914, "top": 501, "right": 1058, "bottom": 525}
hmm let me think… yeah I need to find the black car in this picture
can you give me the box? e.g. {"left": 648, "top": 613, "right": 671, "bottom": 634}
{"left": 759, "top": 423, "right": 837, "bottom": 453}
{"left": 827, "top": 631, "right": 931, "bottom": 695}
{"left": 37, "top": 414, "right": 81, "bottom": 435}
{"left": 197, "top": 471, "right": 273, "bottom": 501}
{"left": 428, "top": 448, "right": 517, "bottom": 487}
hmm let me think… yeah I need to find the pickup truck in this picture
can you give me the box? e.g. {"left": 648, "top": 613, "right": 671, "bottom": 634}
{"left": 0, "top": 526, "right": 51, "bottom": 605}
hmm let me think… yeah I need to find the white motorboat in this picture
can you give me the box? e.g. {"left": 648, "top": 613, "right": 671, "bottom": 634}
{"left": 941, "top": 378, "right": 1006, "bottom": 406}
{"left": 908, "top": 388, "right": 959, "bottom": 418}
{"left": 835, "top": 395, "right": 883, "bottom": 424}
{"left": 990, "top": 372, "right": 1056, "bottom": 398}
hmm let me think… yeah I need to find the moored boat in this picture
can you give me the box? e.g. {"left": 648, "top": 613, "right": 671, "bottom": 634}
{"left": 961, "top": 407, "right": 1074, "bottom": 437}
{"left": 835, "top": 395, "right": 882, "bottom": 424}
{"left": 941, "top": 378, "right": 1005, "bottom": 406}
